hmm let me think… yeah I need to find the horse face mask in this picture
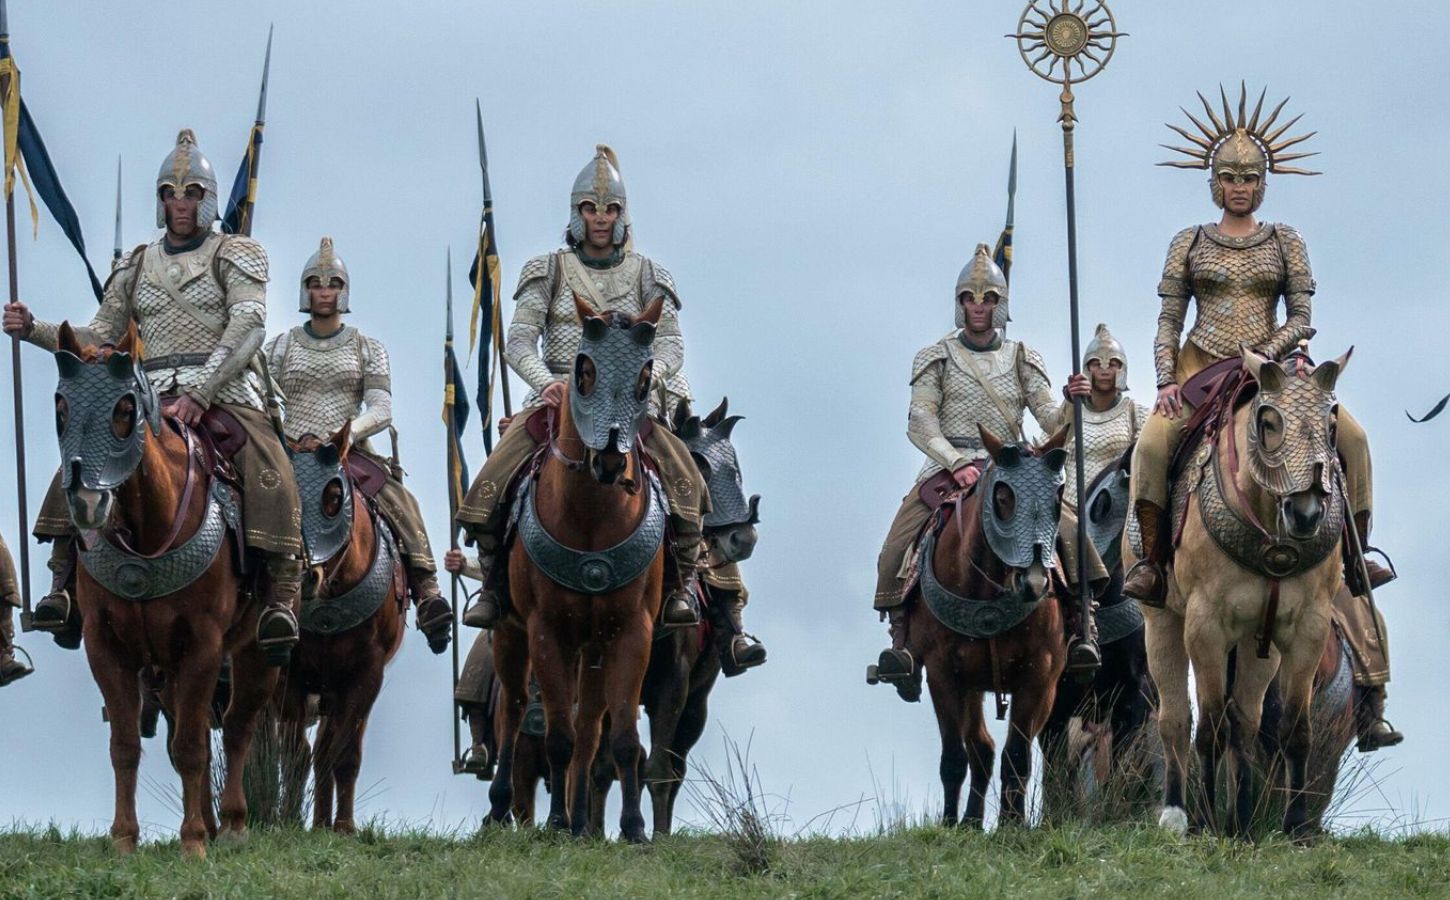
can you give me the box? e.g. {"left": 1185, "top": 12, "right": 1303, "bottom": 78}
{"left": 570, "top": 310, "right": 656, "bottom": 454}
{"left": 979, "top": 443, "right": 1066, "bottom": 571}
{"left": 291, "top": 443, "right": 354, "bottom": 566}
{"left": 1242, "top": 348, "right": 1350, "bottom": 497}
{"left": 54, "top": 347, "right": 162, "bottom": 492}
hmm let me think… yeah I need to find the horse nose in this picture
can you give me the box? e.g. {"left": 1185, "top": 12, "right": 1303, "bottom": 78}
{"left": 608, "top": 426, "right": 622, "bottom": 451}
{"left": 727, "top": 525, "right": 758, "bottom": 561}
{"left": 1025, "top": 547, "right": 1049, "bottom": 598}
{"left": 1282, "top": 492, "right": 1324, "bottom": 540}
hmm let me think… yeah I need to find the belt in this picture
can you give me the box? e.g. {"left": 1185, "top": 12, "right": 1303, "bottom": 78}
{"left": 142, "top": 353, "right": 211, "bottom": 371}
{"left": 946, "top": 437, "right": 984, "bottom": 450}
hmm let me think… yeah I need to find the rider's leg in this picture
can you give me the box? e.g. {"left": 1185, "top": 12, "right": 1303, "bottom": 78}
{"left": 642, "top": 426, "right": 709, "bottom": 627}
{"left": 0, "top": 538, "right": 29, "bottom": 684}
{"left": 704, "top": 565, "right": 765, "bottom": 674}
{"left": 367, "top": 460, "right": 452, "bottom": 652}
{"left": 455, "top": 631, "right": 495, "bottom": 774}
{"left": 1058, "top": 505, "right": 1106, "bottom": 676}
{"left": 1124, "top": 406, "right": 1188, "bottom": 607}
{"left": 31, "top": 471, "right": 81, "bottom": 642}
{"left": 258, "top": 555, "right": 303, "bottom": 667}
{"left": 457, "top": 408, "right": 547, "bottom": 629}
{"left": 873, "top": 491, "right": 932, "bottom": 688}
{"left": 1337, "top": 409, "right": 1394, "bottom": 591}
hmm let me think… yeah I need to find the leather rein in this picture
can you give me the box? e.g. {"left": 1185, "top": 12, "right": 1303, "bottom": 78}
{"left": 543, "top": 407, "right": 642, "bottom": 495}
{"left": 102, "top": 418, "right": 204, "bottom": 560}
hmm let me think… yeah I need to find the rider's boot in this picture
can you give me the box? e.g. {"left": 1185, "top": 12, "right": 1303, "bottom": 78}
{"left": 33, "top": 538, "right": 81, "bottom": 649}
{"left": 662, "top": 541, "right": 701, "bottom": 627}
{"left": 408, "top": 568, "right": 453, "bottom": 654}
{"left": 869, "top": 606, "right": 921, "bottom": 702}
{"left": 258, "top": 555, "right": 303, "bottom": 668}
{"left": 1065, "top": 602, "right": 1102, "bottom": 682}
{"left": 0, "top": 608, "right": 33, "bottom": 686}
{"left": 460, "top": 702, "right": 493, "bottom": 778}
{"left": 714, "top": 590, "right": 766, "bottom": 676}
{"left": 461, "top": 551, "right": 506, "bottom": 629}
{"left": 1346, "top": 510, "right": 1396, "bottom": 595}
{"left": 1123, "top": 500, "right": 1171, "bottom": 608}
{"left": 1355, "top": 685, "right": 1404, "bottom": 753}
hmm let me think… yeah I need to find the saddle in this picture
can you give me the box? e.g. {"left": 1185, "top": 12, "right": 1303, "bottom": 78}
{"left": 1166, "top": 357, "right": 1253, "bottom": 489}
{"left": 158, "top": 397, "right": 246, "bottom": 483}
{"left": 344, "top": 452, "right": 389, "bottom": 500}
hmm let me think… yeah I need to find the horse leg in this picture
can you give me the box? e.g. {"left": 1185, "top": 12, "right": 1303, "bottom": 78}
{"left": 217, "top": 642, "right": 279, "bottom": 840}
{"left": 662, "top": 677, "right": 716, "bottom": 836}
{"left": 1145, "top": 608, "right": 1192, "bottom": 834}
{"left": 962, "top": 693, "right": 994, "bottom": 829}
{"left": 1277, "top": 627, "right": 1328, "bottom": 840}
{"left": 276, "top": 681, "right": 312, "bottom": 828}
{"left": 644, "top": 649, "right": 692, "bottom": 837}
{"left": 530, "top": 627, "right": 581, "bottom": 833}
{"left": 488, "top": 629, "right": 529, "bottom": 826}
{"left": 567, "top": 660, "right": 608, "bottom": 838}
{"left": 172, "top": 651, "right": 225, "bottom": 859}
{"left": 1001, "top": 677, "right": 1054, "bottom": 826}
{"left": 312, "top": 713, "right": 340, "bottom": 830}
{"left": 1226, "top": 643, "right": 1278, "bottom": 839}
{"left": 1037, "top": 680, "right": 1080, "bottom": 821}
{"left": 925, "top": 667, "right": 968, "bottom": 828}
{"left": 329, "top": 668, "right": 383, "bottom": 836}
{"left": 85, "top": 628, "right": 142, "bottom": 855}
{"left": 602, "top": 623, "right": 652, "bottom": 844}
{"left": 588, "top": 722, "right": 615, "bottom": 839}
{"left": 1186, "top": 614, "right": 1232, "bottom": 835}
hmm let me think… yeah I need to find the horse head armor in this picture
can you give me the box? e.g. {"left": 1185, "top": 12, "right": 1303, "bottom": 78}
{"left": 569, "top": 296, "right": 659, "bottom": 454}
{"left": 291, "top": 431, "right": 355, "bottom": 566}
{"left": 54, "top": 333, "right": 161, "bottom": 493}
{"left": 1242, "top": 346, "right": 1350, "bottom": 498}
{"left": 978, "top": 425, "right": 1066, "bottom": 572}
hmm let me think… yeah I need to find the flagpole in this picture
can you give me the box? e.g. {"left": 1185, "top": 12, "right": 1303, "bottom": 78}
{"left": 0, "top": 3, "right": 32, "bottom": 629}
{"left": 1008, "top": 1, "right": 1126, "bottom": 680}
{"left": 477, "top": 100, "right": 512, "bottom": 421}
{"left": 239, "top": 24, "right": 271, "bottom": 237}
{"left": 445, "top": 247, "right": 464, "bottom": 774}
{"left": 112, "top": 155, "right": 122, "bottom": 265}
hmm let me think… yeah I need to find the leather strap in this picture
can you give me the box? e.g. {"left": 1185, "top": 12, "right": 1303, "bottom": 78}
{"left": 951, "top": 342, "right": 1024, "bottom": 443}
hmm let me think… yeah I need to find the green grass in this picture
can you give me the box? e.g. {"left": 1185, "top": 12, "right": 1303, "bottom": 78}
{"left": 2, "top": 824, "right": 1448, "bottom": 899}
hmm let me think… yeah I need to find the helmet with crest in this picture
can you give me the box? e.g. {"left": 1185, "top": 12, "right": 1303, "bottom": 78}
{"left": 155, "top": 129, "right": 219, "bottom": 229}
{"left": 568, "top": 145, "right": 629, "bottom": 248}
{"left": 299, "top": 236, "right": 351, "bottom": 313}
{"left": 1083, "top": 323, "right": 1128, "bottom": 391}
{"left": 954, "top": 243, "right": 1010, "bottom": 330}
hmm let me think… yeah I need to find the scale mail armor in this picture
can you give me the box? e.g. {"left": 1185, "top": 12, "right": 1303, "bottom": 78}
{"left": 908, "top": 336, "right": 1058, "bottom": 483}
{"left": 266, "top": 326, "right": 390, "bottom": 446}
{"left": 1063, "top": 396, "right": 1146, "bottom": 503}
{"left": 1154, "top": 223, "right": 1314, "bottom": 385}
{"left": 505, "top": 251, "right": 689, "bottom": 413}
{"left": 29, "top": 234, "right": 269, "bottom": 411}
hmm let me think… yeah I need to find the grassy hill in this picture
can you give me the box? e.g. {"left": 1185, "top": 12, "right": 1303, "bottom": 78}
{"left": 2, "top": 824, "right": 1447, "bottom": 899}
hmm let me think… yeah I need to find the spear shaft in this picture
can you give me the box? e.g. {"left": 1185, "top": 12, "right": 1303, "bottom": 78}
{"left": 112, "top": 155, "right": 121, "bottom": 265}
{"left": 477, "top": 100, "right": 512, "bottom": 420}
{"left": 444, "top": 247, "right": 463, "bottom": 773}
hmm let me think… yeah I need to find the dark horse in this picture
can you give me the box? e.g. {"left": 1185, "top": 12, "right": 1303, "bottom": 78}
{"left": 53, "top": 323, "right": 276, "bottom": 857}
{"left": 276, "top": 423, "right": 406, "bottom": 834}
{"left": 898, "top": 424, "right": 1072, "bottom": 826}
{"left": 1039, "top": 453, "right": 1154, "bottom": 811}
{"left": 487, "top": 295, "right": 667, "bottom": 841}
{"left": 588, "top": 397, "right": 763, "bottom": 836}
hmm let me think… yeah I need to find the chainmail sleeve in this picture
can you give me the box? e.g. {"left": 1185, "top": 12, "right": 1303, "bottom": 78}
{"left": 907, "top": 344, "right": 968, "bottom": 474}
{"left": 1154, "top": 226, "right": 1197, "bottom": 386}
{"left": 191, "top": 237, "right": 268, "bottom": 408}
{"left": 503, "top": 254, "right": 561, "bottom": 395}
{"left": 1018, "top": 344, "right": 1063, "bottom": 435}
{"left": 27, "top": 251, "right": 137, "bottom": 351}
{"left": 1260, "top": 225, "right": 1316, "bottom": 359}
{"left": 351, "top": 336, "right": 392, "bottom": 441}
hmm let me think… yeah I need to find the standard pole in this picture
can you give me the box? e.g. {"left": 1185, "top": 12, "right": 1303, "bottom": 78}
{"left": 445, "top": 249, "right": 464, "bottom": 773}
{"left": 1, "top": 63, "right": 32, "bottom": 630}
{"left": 1060, "top": 81, "right": 1093, "bottom": 667}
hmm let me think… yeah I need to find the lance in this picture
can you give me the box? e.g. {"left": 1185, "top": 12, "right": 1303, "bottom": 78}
{"left": 112, "top": 155, "right": 121, "bottom": 266}
{"left": 0, "top": 0, "right": 32, "bottom": 629}
{"left": 229, "top": 24, "right": 271, "bottom": 237}
{"left": 444, "top": 247, "right": 464, "bottom": 774}
{"left": 1008, "top": 1, "right": 1127, "bottom": 680}
{"left": 477, "top": 99, "right": 512, "bottom": 420}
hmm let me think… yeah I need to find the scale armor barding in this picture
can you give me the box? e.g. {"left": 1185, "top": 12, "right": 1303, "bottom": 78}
{"left": 266, "top": 326, "right": 390, "bottom": 445}
{"left": 155, "top": 129, "right": 219, "bottom": 229}
{"left": 299, "top": 236, "right": 351, "bottom": 313}
{"left": 1154, "top": 223, "right": 1315, "bottom": 386}
{"left": 568, "top": 145, "right": 628, "bottom": 246}
{"left": 1062, "top": 396, "right": 1145, "bottom": 504}
{"left": 954, "top": 243, "right": 1010, "bottom": 331}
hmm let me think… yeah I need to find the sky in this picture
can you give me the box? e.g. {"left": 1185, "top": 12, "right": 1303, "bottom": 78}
{"left": 2, "top": 0, "right": 1448, "bottom": 839}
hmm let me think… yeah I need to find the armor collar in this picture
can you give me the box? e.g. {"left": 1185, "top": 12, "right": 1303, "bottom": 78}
{"left": 162, "top": 230, "right": 211, "bottom": 255}
{"left": 1202, "top": 221, "right": 1274, "bottom": 249}
{"left": 303, "top": 322, "right": 348, "bottom": 342}
{"left": 1082, "top": 394, "right": 1131, "bottom": 424}
{"left": 574, "top": 246, "right": 625, "bottom": 270}
{"left": 959, "top": 331, "right": 1003, "bottom": 353}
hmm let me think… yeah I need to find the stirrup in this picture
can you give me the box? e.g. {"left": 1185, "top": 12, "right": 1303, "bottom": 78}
{"left": 257, "top": 608, "right": 299, "bottom": 668}
{"left": 1123, "top": 560, "right": 1167, "bottom": 608}
{"left": 462, "top": 595, "right": 501, "bottom": 629}
{"left": 722, "top": 634, "right": 766, "bottom": 677}
{"left": 460, "top": 744, "right": 493, "bottom": 779}
{"left": 0, "top": 646, "right": 35, "bottom": 687}
{"left": 1358, "top": 720, "right": 1405, "bottom": 753}
{"left": 31, "top": 590, "right": 72, "bottom": 632}
{"left": 662, "top": 594, "right": 699, "bottom": 627}
{"left": 1066, "top": 639, "right": 1102, "bottom": 682}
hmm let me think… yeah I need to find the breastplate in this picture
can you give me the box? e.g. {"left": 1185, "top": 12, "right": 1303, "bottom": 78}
{"left": 1185, "top": 227, "right": 1286, "bottom": 359}
{"left": 1064, "top": 397, "right": 1138, "bottom": 502}
{"left": 275, "top": 327, "right": 366, "bottom": 441}
{"left": 917, "top": 340, "right": 1027, "bottom": 480}
{"left": 540, "top": 255, "right": 647, "bottom": 380}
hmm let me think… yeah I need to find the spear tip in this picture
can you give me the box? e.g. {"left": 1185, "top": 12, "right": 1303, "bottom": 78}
{"left": 255, "top": 24, "right": 274, "bottom": 124}
{"left": 0, "top": 0, "right": 9, "bottom": 38}
{"left": 445, "top": 246, "right": 454, "bottom": 337}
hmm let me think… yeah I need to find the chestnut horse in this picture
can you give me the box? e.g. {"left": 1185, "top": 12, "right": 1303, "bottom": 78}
{"left": 276, "top": 424, "right": 406, "bottom": 833}
{"left": 1147, "top": 349, "right": 1351, "bottom": 838}
{"left": 53, "top": 323, "right": 275, "bottom": 858}
{"left": 900, "top": 424, "right": 1072, "bottom": 827}
{"left": 488, "top": 296, "right": 667, "bottom": 841}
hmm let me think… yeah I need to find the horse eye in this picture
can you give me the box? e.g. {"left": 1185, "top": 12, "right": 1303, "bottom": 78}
{"left": 322, "top": 480, "right": 344, "bottom": 518}
{"left": 1257, "top": 408, "right": 1284, "bottom": 452}
{"left": 635, "top": 362, "right": 653, "bottom": 403}
{"left": 691, "top": 452, "right": 712, "bottom": 482}
{"left": 993, "top": 483, "right": 1016, "bottom": 521}
{"left": 575, "top": 356, "right": 596, "bottom": 397}
{"left": 111, "top": 396, "right": 137, "bottom": 440}
{"left": 55, "top": 395, "right": 69, "bottom": 436}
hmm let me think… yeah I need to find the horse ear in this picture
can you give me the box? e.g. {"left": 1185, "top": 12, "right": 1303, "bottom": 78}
{"left": 716, "top": 415, "right": 744, "bottom": 439}
{"left": 105, "top": 350, "right": 133, "bottom": 380}
{"left": 978, "top": 423, "right": 1004, "bottom": 461}
{"left": 678, "top": 415, "right": 702, "bottom": 442}
{"left": 703, "top": 397, "right": 729, "bottom": 428}
{"left": 638, "top": 295, "right": 665, "bottom": 326}
{"left": 573, "top": 292, "right": 601, "bottom": 324}
{"left": 673, "top": 399, "right": 693, "bottom": 430}
{"left": 1241, "top": 344, "right": 1286, "bottom": 392}
{"left": 1042, "top": 423, "right": 1070, "bottom": 453}
{"left": 629, "top": 319, "right": 657, "bottom": 346}
{"left": 116, "top": 321, "right": 140, "bottom": 357}
{"left": 57, "top": 321, "right": 82, "bottom": 356}
{"left": 1042, "top": 447, "right": 1069, "bottom": 473}
{"left": 331, "top": 420, "right": 353, "bottom": 459}
{"left": 1312, "top": 346, "right": 1353, "bottom": 393}
{"left": 56, "top": 349, "right": 83, "bottom": 380}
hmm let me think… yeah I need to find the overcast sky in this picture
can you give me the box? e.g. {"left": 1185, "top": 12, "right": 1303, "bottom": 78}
{"left": 2, "top": 0, "right": 1447, "bottom": 838}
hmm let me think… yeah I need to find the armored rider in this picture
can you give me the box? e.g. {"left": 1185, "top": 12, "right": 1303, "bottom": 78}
{"left": 872, "top": 243, "right": 1101, "bottom": 694}
{"left": 455, "top": 145, "right": 764, "bottom": 668}
{"left": 1056, "top": 324, "right": 1146, "bottom": 508}
{"left": 265, "top": 236, "right": 452, "bottom": 653}
{"left": 3, "top": 129, "right": 304, "bottom": 665}
{"left": 1132, "top": 87, "right": 1399, "bottom": 750}
{"left": 0, "top": 530, "right": 33, "bottom": 686}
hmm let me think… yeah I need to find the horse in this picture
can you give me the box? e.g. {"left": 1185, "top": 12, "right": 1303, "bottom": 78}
{"left": 487, "top": 295, "right": 668, "bottom": 842}
{"left": 895, "top": 423, "right": 1072, "bottom": 827}
{"left": 1039, "top": 454, "right": 1155, "bottom": 816}
{"left": 52, "top": 322, "right": 276, "bottom": 858}
{"left": 588, "top": 397, "right": 763, "bottom": 837}
{"left": 275, "top": 423, "right": 406, "bottom": 834}
{"left": 1146, "top": 348, "right": 1351, "bottom": 838}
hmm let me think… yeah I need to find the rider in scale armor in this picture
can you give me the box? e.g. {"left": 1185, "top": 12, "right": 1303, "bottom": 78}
{"left": 1057, "top": 324, "right": 1146, "bottom": 508}
{"left": 1132, "top": 87, "right": 1400, "bottom": 750}
{"left": 3, "top": 130, "right": 304, "bottom": 666}
{"left": 0, "top": 531, "right": 33, "bottom": 686}
{"left": 265, "top": 236, "right": 452, "bottom": 652}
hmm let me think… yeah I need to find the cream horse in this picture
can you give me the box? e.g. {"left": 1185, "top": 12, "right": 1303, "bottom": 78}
{"left": 1145, "top": 347, "right": 1350, "bottom": 838}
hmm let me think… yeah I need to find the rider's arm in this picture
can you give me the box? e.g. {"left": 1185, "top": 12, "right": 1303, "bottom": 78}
{"left": 1019, "top": 345, "right": 1064, "bottom": 435}
{"left": 25, "top": 251, "right": 137, "bottom": 351}
{"left": 1153, "top": 227, "right": 1197, "bottom": 387}
{"left": 351, "top": 336, "right": 393, "bottom": 441}
{"left": 190, "top": 237, "right": 267, "bottom": 409}
{"left": 641, "top": 259, "right": 684, "bottom": 383}
{"left": 503, "top": 254, "right": 562, "bottom": 395}
{"left": 907, "top": 345, "right": 969, "bottom": 473}
{"left": 1261, "top": 225, "right": 1316, "bottom": 360}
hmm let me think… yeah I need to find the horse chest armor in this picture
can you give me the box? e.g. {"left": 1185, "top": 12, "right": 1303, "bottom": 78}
{"left": 1185, "top": 231, "right": 1287, "bottom": 360}
{"left": 299, "top": 519, "right": 399, "bottom": 635}
{"left": 1065, "top": 399, "right": 1139, "bottom": 503}
{"left": 917, "top": 529, "right": 1042, "bottom": 640}
{"left": 80, "top": 481, "right": 241, "bottom": 601}
{"left": 274, "top": 328, "right": 367, "bottom": 442}
{"left": 515, "top": 470, "right": 668, "bottom": 595}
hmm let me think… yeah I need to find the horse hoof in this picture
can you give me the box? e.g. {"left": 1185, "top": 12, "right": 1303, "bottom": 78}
{"left": 111, "top": 835, "right": 138, "bottom": 855}
{"left": 1158, "top": 806, "right": 1188, "bottom": 836}
{"left": 334, "top": 820, "right": 356, "bottom": 836}
{"left": 182, "top": 841, "right": 207, "bottom": 861}
{"left": 215, "top": 826, "right": 249, "bottom": 846}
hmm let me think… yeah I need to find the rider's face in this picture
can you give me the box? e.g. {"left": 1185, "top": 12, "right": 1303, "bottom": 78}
{"left": 307, "top": 277, "right": 344, "bottom": 316}
{"left": 160, "top": 185, "right": 205, "bottom": 236}
{"left": 578, "top": 201, "right": 621, "bottom": 252}
{"left": 1218, "top": 171, "right": 1259, "bottom": 215}
{"left": 958, "top": 291, "right": 999, "bottom": 334}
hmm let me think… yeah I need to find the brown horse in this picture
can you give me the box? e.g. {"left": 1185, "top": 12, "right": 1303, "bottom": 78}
{"left": 900, "top": 424, "right": 1072, "bottom": 827}
{"left": 276, "top": 424, "right": 406, "bottom": 833}
{"left": 1147, "top": 349, "right": 1351, "bottom": 838}
{"left": 53, "top": 323, "right": 275, "bottom": 857}
{"left": 488, "top": 295, "right": 667, "bottom": 841}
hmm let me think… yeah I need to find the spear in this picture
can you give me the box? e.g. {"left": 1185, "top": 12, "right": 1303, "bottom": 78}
{"left": 0, "top": 0, "right": 32, "bottom": 628}
{"left": 221, "top": 24, "right": 271, "bottom": 237}
{"left": 443, "top": 247, "right": 465, "bottom": 774}
{"left": 479, "top": 101, "right": 512, "bottom": 422}
{"left": 112, "top": 155, "right": 121, "bottom": 266}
